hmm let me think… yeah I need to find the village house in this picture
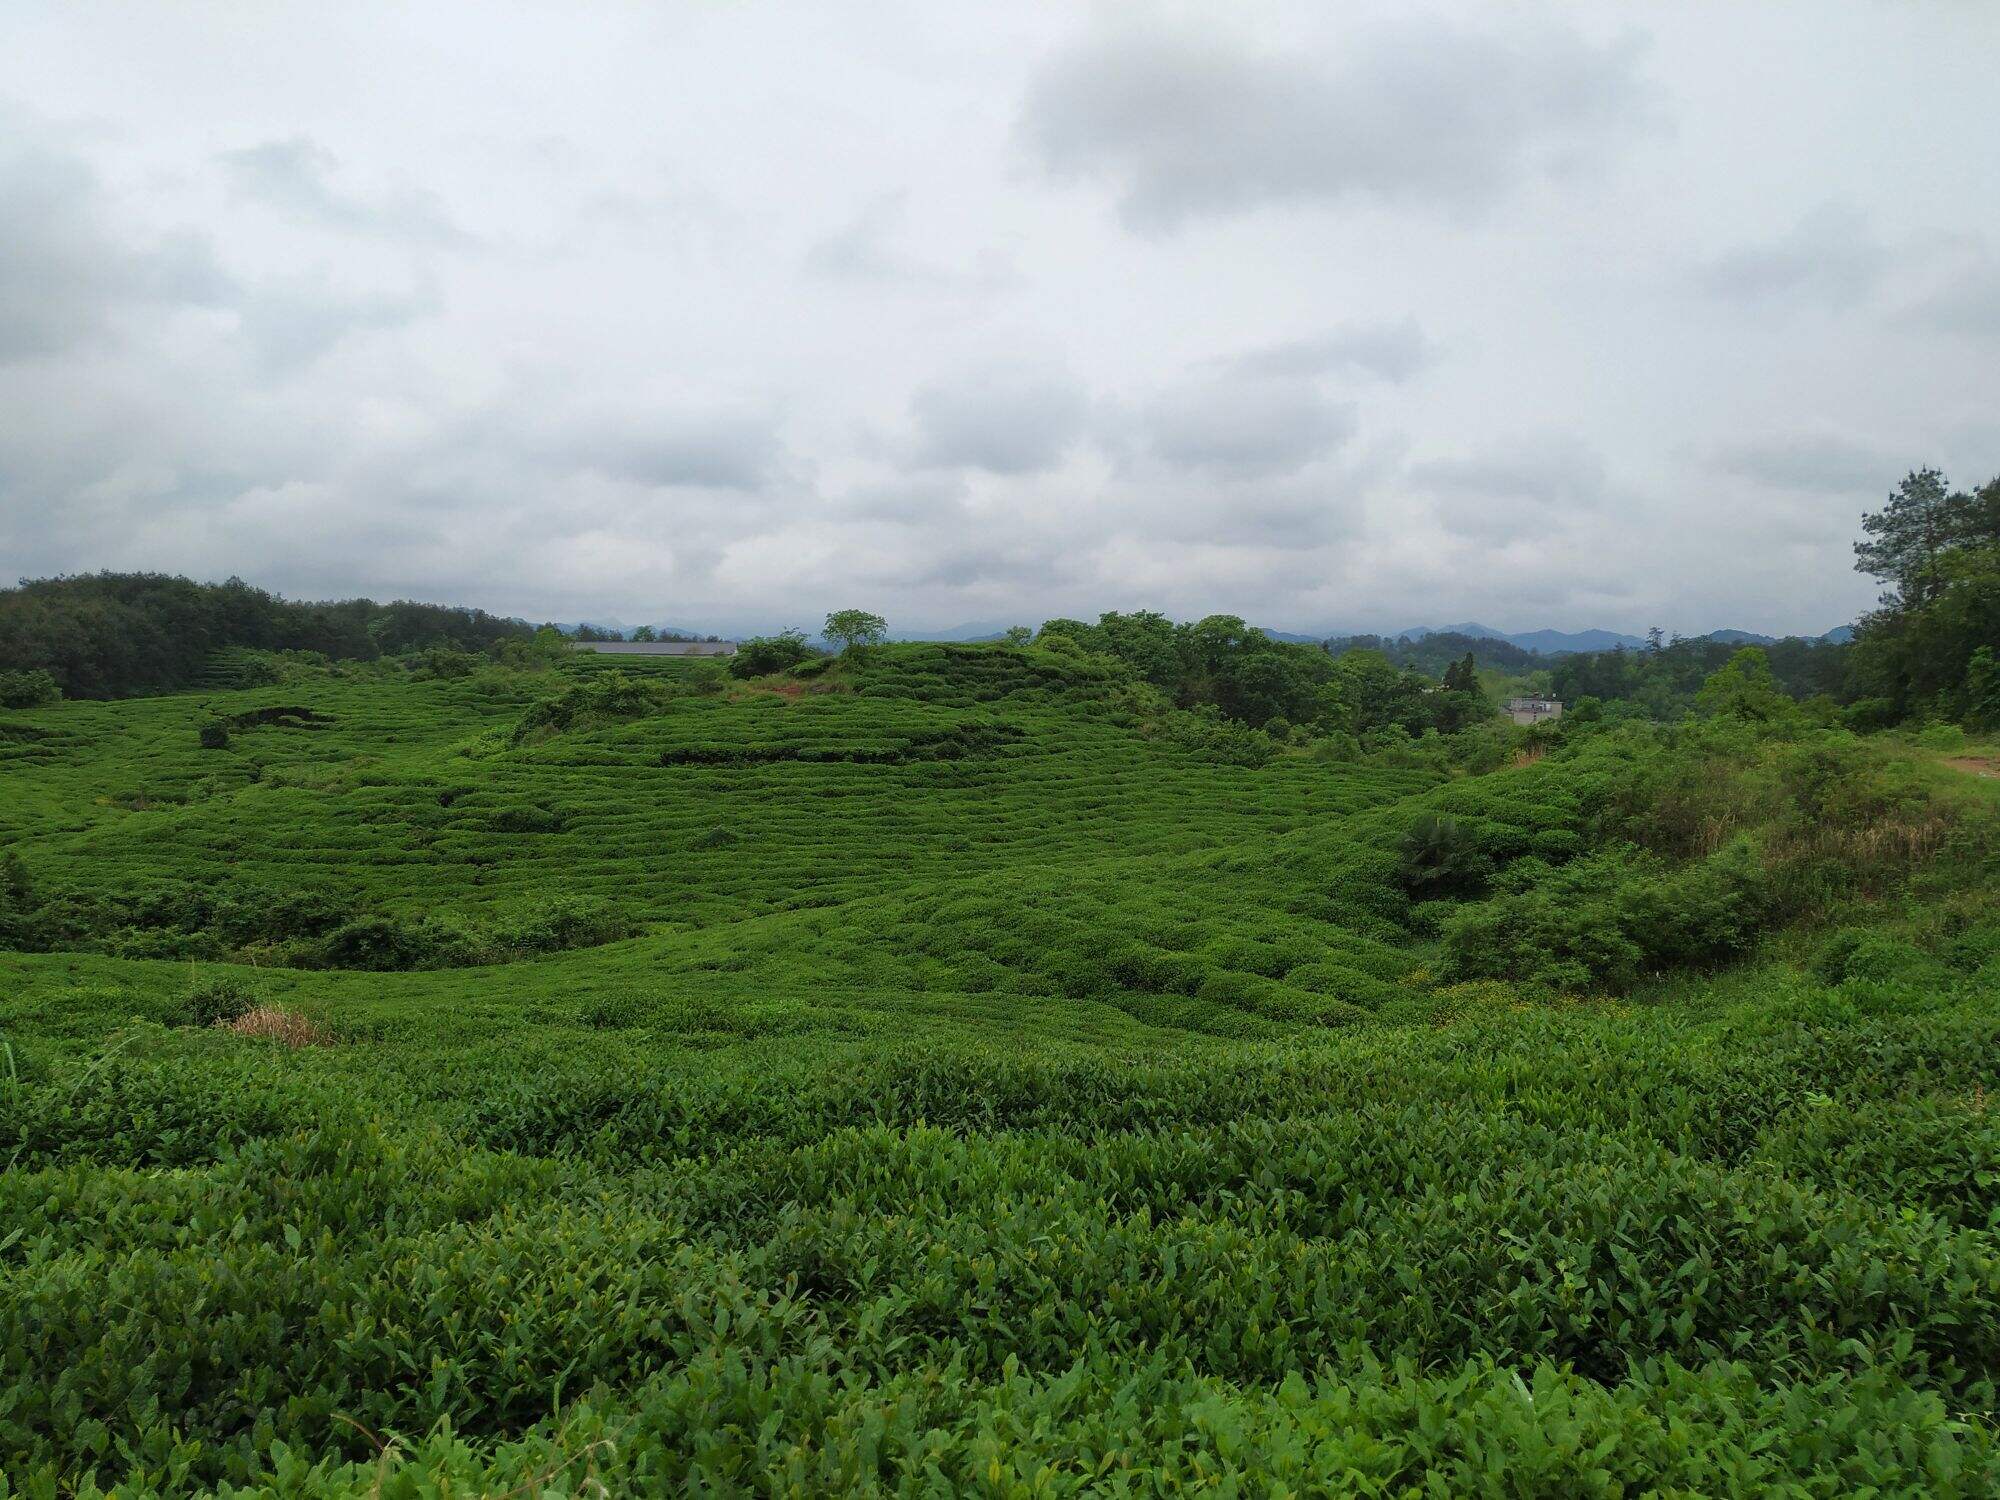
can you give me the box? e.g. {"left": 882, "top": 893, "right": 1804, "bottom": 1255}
{"left": 1504, "top": 695, "right": 1563, "bottom": 726}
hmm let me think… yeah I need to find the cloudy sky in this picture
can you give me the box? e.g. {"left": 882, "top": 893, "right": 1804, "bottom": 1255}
{"left": 2, "top": 2, "right": 1994, "bottom": 637}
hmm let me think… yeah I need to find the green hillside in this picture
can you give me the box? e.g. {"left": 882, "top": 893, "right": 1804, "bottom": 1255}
{"left": 3, "top": 640, "right": 1999, "bottom": 1494}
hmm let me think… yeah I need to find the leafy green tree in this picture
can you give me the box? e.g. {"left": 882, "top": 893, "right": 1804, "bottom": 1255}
{"left": 1965, "top": 646, "right": 2000, "bottom": 728}
{"left": 1327, "top": 650, "right": 1429, "bottom": 738}
{"left": 1856, "top": 470, "right": 1968, "bottom": 612}
{"left": 824, "top": 609, "right": 888, "bottom": 657}
{"left": 1848, "top": 471, "right": 2000, "bottom": 723}
{"left": 1097, "top": 610, "right": 1183, "bottom": 689}
{"left": 1696, "top": 648, "right": 1794, "bottom": 724}
{"left": 1001, "top": 626, "right": 1034, "bottom": 647}
{"left": 630, "top": 625, "right": 658, "bottom": 642}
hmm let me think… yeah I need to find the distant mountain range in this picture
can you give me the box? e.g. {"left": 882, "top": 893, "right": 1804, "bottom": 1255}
{"left": 1396, "top": 622, "right": 1646, "bottom": 654}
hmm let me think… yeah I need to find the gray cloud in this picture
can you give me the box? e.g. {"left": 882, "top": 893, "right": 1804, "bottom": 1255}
{"left": 910, "top": 362, "right": 1089, "bottom": 474}
{"left": 1696, "top": 205, "right": 1890, "bottom": 309}
{"left": 1906, "top": 252, "right": 2000, "bottom": 340}
{"left": 1227, "top": 318, "right": 1435, "bottom": 382}
{"left": 550, "top": 407, "right": 786, "bottom": 491}
{"left": 1144, "top": 371, "right": 1355, "bottom": 478}
{"left": 0, "top": 127, "right": 232, "bottom": 361}
{"left": 805, "top": 192, "right": 1016, "bottom": 292}
{"left": 235, "top": 273, "right": 438, "bottom": 374}
{"left": 219, "top": 135, "right": 471, "bottom": 246}
{"left": 1413, "top": 435, "right": 1609, "bottom": 542}
{"left": 833, "top": 476, "right": 969, "bottom": 524}
{"left": 1710, "top": 432, "right": 1900, "bottom": 494}
{"left": 1022, "top": 18, "right": 1651, "bottom": 229}
{"left": 0, "top": 1, "right": 1984, "bottom": 639}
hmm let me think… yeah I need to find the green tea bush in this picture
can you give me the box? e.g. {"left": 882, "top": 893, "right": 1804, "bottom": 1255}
{"left": 512, "top": 670, "right": 680, "bottom": 743}
{"left": 4, "top": 642, "right": 1999, "bottom": 1490}
{"left": 1442, "top": 838, "right": 1770, "bottom": 991}
{"left": 177, "top": 972, "right": 257, "bottom": 1027}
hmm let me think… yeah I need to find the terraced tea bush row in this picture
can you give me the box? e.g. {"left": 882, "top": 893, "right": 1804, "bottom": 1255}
{"left": 3, "top": 639, "right": 1998, "bottom": 1490}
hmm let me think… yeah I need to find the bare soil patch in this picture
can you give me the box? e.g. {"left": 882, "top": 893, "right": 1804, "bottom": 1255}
{"left": 1943, "top": 755, "right": 2000, "bottom": 779}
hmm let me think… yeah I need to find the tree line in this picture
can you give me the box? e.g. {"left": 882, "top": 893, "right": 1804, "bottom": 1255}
{"left": 0, "top": 573, "right": 536, "bottom": 699}
{"left": 1541, "top": 468, "right": 1998, "bottom": 726}
{"left": 5, "top": 464, "right": 1992, "bottom": 727}
{"left": 1035, "top": 611, "right": 1487, "bottom": 739}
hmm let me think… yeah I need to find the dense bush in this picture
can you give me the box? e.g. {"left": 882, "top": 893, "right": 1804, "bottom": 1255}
{"left": 176, "top": 972, "right": 256, "bottom": 1027}
{"left": 1442, "top": 839, "right": 1771, "bottom": 991}
{"left": 729, "top": 629, "right": 819, "bottom": 677}
{"left": 0, "top": 668, "right": 60, "bottom": 708}
{"left": 512, "top": 671, "right": 682, "bottom": 742}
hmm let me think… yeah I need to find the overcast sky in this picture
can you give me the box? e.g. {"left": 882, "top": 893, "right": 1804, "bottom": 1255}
{"left": 2, "top": 2, "right": 1995, "bottom": 636}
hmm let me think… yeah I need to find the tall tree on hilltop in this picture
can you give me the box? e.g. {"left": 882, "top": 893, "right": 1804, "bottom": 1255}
{"left": 1855, "top": 468, "right": 1960, "bottom": 608}
{"left": 823, "top": 609, "right": 888, "bottom": 657}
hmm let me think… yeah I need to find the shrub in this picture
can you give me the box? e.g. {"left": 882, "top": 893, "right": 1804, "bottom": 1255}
{"left": 1914, "top": 722, "right": 1968, "bottom": 752}
{"left": 1809, "top": 927, "right": 1874, "bottom": 984}
{"left": 729, "top": 630, "right": 817, "bottom": 678}
{"left": 1397, "top": 812, "right": 1494, "bottom": 896}
{"left": 495, "top": 896, "right": 629, "bottom": 955}
{"left": 0, "top": 669, "right": 60, "bottom": 708}
{"left": 486, "top": 803, "right": 565, "bottom": 834}
{"left": 177, "top": 973, "right": 256, "bottom": 1027}
{"left": 512, "top": 673, "right": 678, "bottom": 742}
{"left": 1442, "top": 839, "right": 1770, "bottom": 992}
{"left": 314, "top": 916, "right": 471, "bottom": 971}
{"left": 197, "top": 721, "right": 230, "bottom": 750}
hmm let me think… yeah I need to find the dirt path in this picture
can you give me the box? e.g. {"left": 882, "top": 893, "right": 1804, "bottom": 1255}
{"left": 1943, "top": 755, "right": 2000, "bottom": 779}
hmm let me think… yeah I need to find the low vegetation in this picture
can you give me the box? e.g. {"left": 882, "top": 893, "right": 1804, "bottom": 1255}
{"left": 1, "top": 489, "right": 1996, "bottom": 1489}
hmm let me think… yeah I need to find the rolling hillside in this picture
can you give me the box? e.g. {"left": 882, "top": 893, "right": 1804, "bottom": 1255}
{"left": 2, "top": 641, "right": 1998, "bottom": 1493}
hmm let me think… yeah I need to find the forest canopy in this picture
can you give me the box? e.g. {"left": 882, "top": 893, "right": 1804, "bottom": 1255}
{"left": 0, "top": 573, "right": 537, "bottom": 699}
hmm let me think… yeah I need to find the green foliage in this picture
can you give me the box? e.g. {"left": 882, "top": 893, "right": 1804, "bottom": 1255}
{"left": 1039, "top": 610, "right": 1341, "bottom": 730}
{"left": 729, "top": 628, "right": 817, "bottom": 677}
{"left": 177, "top": 972, "right": 256, "bottom": 1027}
{"left": 1967, "top": 645, "right": 2000, "bottom": 728}
{"left": 1696, "top": 646, "right": 1798, "bottom": 724}
{"left": 512, "top": 670, "right": 680, "bottom": 743}
{"left": 0, "top": 668, "right": 61, "bottom": 708}
{"left": 1, "top": 632, "right": 1997, "bottom": 1490}
{"left": 1553, "top": 635, "right": 1849, "bottom": 715}
{"left": 1847, "top": 470, "right": 2000, "bottom": 724}
{"left": 823, "top": 608, "right": 888, "bottom": 656}
{"left": 0, "top": 571, "right": 537, "bottom": 699}
{"left": 1329, "top": 630, "right": 1544, "bottom": 674}
{"left": 197, "top": 719, "right": 230, "bottom": 750}
{"left": 1443, "top": 839, "right": 1771, "bottom": 992}
{"left": 1398, "top": 811, "right": 1493, "bottom": 896}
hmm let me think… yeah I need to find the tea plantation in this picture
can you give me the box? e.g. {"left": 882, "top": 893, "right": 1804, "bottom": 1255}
{"left": 3, "top": 642, "right": 1998, "bottom": 1494}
